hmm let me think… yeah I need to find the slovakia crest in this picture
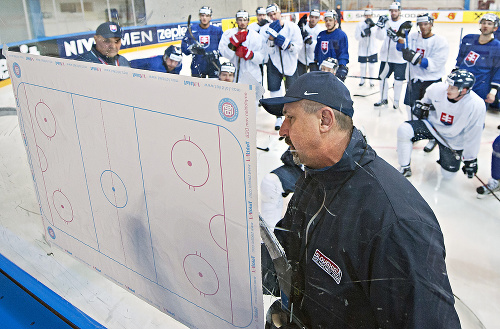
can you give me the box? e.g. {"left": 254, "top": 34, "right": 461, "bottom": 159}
{"left": 312, "top": 249, "right": 342, "bottom": 284}
{"left": 464, "top": 50, "right": 480, "bottom": 67}
{"left": 199, "top": 35, "right": 210, "bottom": 48}
{"left": 109, "top": 24, "right": 117, "bottom": 32}
{"left": 321, "top": 41, "right": 329, "bottom": 54}
{"left": 440, "top": 112, "right": 454, "bottom": 125}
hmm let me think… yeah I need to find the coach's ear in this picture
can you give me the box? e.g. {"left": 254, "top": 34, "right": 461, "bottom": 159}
{"left": 319, "top": 107, "right": 335, "bottom": 133}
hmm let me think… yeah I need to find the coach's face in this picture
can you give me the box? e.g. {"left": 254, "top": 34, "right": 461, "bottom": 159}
{"left": 280, "top": 101, "right": 322, "bottom": 167}
{"left": 94, "top": 36, "right": 121, "bottom": 58}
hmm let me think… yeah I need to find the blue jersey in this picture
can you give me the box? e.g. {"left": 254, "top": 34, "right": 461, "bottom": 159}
{"left": 314, "top": 29, "right": 349, "bottom": 67}
{"left": 129, "top": 55, "right": 182, "bottom": 74}
{"left": 456, "top": 34, "right": 500, "bottom": 99}
{"left": 181, "top": 23, "right": 222, "bottom": 76}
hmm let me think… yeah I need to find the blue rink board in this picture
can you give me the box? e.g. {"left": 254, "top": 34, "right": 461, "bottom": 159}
{"left": 0, "top": 253, "right": 105, "bottom": 328}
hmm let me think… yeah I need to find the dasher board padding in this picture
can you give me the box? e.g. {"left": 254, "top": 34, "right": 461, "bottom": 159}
{"left": 6, "top": 50, "right": 263, "bottom": 329}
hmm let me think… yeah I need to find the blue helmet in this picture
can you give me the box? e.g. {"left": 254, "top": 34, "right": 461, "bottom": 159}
{"left": 447, "top": 70, "right": 475, "bottom": 94}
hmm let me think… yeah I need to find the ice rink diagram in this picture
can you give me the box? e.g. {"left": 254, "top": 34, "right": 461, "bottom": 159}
{"left": 7, "top": 51, "right": 262, "bottom": 329}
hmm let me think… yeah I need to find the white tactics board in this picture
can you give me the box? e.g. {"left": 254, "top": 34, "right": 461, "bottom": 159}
{"left": 6, "top": 50, "right": 263, "bottom": 329}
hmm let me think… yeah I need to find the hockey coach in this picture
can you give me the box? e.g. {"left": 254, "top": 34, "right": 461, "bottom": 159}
{"left": 259, "top": 71, "right": 461, "bottom": 328}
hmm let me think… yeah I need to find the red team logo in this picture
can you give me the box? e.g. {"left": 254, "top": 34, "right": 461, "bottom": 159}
{"left": 321, "top": 41, "right": 329, "bottom": 54}
{"left": 199, "top": 35, "right": 210, "bottom": 47}
{"left": 416, "top": 48, "right": 425, "bottom": 57}
{"left": 440, "top": 112, "right": 454, "bottom": 125}
{"left": 465, "top": 51, "right": 480, "bottom": 67}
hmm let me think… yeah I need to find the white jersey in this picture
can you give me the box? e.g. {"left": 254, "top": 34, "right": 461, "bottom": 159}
{"left": 407, "top": 32, "right": 449, "bottom": 82}
{"left": 297, "top": 23, "right": 324, "bottom": 65}
{"left": 375, "top": 18, "right": 405, "bottom": 64}
{"left": 261, "top": 20, "right": 304, "bottom": 76}
{"left": 354, "top": 20, "right": 379, "bottom": 57}
{"left": 421, "top": 82, "right": 486, "bottom": 160}
{"left": 248, "top": 21, "right": 269, "bottom": 64}
{"left": 219, "top": 27, "right": 265, "bottom": 84}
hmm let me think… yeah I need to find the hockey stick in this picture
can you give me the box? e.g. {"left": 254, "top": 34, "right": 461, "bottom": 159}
{"left": 257, "top": 146, "right": 270, "bottom": 152}
{"left": 347, "top": 75, "right": 381, "bottom": 80}
{"left": 236, "top": 57, "right": 241, "bottom": 83}
{"left": 424, "top": 119, "right": 461, "bottom": 160}
{"left": 353, "top": 88, "right": 391, "bottom": 97}
{"left": 474, "top": 174, "right": 500, "bottom": 202}
{"left": 259, "top": 216, "right": 306, "bottom": 328}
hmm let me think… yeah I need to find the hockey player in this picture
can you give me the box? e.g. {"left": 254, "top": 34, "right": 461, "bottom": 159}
{"left": 248, "top": 7, "right": 269, "bottom": 33}
{"left": 77, "top": 22, "right": 130, "bottom": 67}
{"left": 374, "top": 2, "right": 407, "bottom": 109}
{"left": 296, "top": 9, "right": 323, "bottom": 76}
{"left": 476, "top": 135, "right": 500, "bottom": 197}
{"left": 129, "top": 45, "right": 182, "bottom": 74}
{"left": 397, "top": 70, "right": 486, "bottom": 180}
{"left": 314, "top": 10, "right": 349, "bottom": 82}
{"left": 248, "top": 7, "right": 270, "bottom": 86}
{"left": 219, "top": 10, "right": 264, "bottom": 84}
{"left": 455, "top": 13, "right": 500, "bottom": 105}
{"left": 218, "top": 62, "right": 235, "bottom": 82}
{"left": 401, "top": 13, "right": 448, "bottom": 152}
{"left": 181, "top": 6, "right": 222, "bottom": 78}
{"left": 354, "top": 9, "right": 379, "bottom": 87}
{"left": 262, "top": 3, "right": 303, "bottom": 129}
{"left": 320, "top": 57, "right": 339, "bottom": 74}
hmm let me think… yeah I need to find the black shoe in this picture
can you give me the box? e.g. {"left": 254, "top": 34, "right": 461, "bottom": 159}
{"left": 424, "top": 139, "right": 437, "bottom": 153}
{"left": 374, "top": 99, "right": 388, "bottom": 107}
{"left": 399, "top": 166, "right": 412, "bottom": 177}
{"left": 359, "top": 82, "right": 365, "bottom": 86}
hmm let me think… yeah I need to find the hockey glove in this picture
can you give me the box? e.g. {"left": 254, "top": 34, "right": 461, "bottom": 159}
{"left": 386, "top": 28, "right": 399, "bottom": 42}
{"left": 376, "top": 15, "right": 389, "bottom": 28}
{"left": 412, "top": 100, "right": 433, "bottom": 119}
{"left": 301, "top": 29, "right": 313, "bottom": 44}
{"left": 275, "top": 35, "right": 290, "bottom": 50}
{"left": 206, "top": 50, "right": 219, "bottom": 62}
{"left": 188, "top": 42, "right": 206, "bottom": 55}
{"left": 309, "top": 62, "right": 319, "bottom": 71}
{"left": 336, "top": 64, "right": 348, "bottom": 82}
{"left": 402, "top": 48, "right": 422, "bottom": 65}
{"left": 462, "top": 159, "right": 477, "bottom": 179}
{"left": 235, "top": 46, "right": 254, "bottom": 60}
{"left": 297, "top": 14, "right": 308, "bottom": 29}
{"left": 396, "top": 21, "right": 413, "bottom": 39}
{"left": 230, "top": 30, "right": 248, "bottom": 48}
{"left": 361, "top": 27, "right": 371, "bottom": 38}
{"left": 258, "top": 19, "right": 269, "bottom": 27}
{"left": 267, "top": 20, "right": 282, "bottom": 38}
{"left": 365, "top": 17, "right": 375, "bottom": 27}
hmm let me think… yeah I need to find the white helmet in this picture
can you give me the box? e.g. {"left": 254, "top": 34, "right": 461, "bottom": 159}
{"left": 324, "top": 10, "right": 338, "bottom": 20}
{"left": 364, "top": 9, "right": 373, "bottom": 16}
{"left": 480, "top": 13, "right": 499, "bottom": 27}
{"left": 389, "top": 2, "right": 401, "bottom": 10}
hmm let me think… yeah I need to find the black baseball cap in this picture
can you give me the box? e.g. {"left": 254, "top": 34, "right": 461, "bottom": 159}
{"left": 96, "top": 22, "right": 123, "bottom": 38}
{"left": 259, "top": 71, "right": 354, "bottom": 117}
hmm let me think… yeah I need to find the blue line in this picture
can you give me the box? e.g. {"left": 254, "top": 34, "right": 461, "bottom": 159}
{"left": 132, "top": 107, "right": 159, "bottom": 283}
{"left": 20, "top": 82, "right": 245, "bottom": 155}
{"left": 70, "top": 94, "right": 100, "bottom": 251}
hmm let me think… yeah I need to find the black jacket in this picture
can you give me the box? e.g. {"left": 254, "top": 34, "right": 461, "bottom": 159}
{"left": 276, "top": 128, "right": 460, "bottom": 328}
